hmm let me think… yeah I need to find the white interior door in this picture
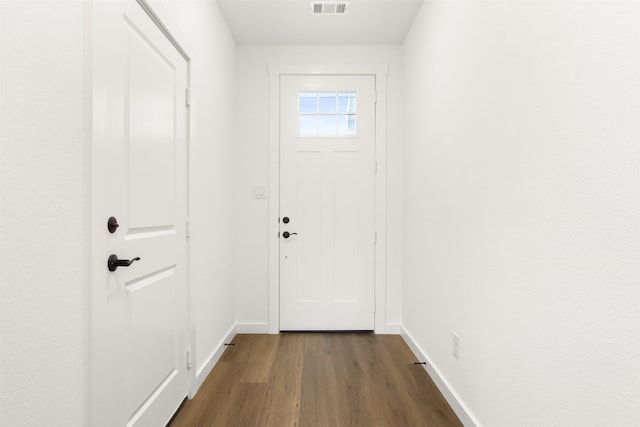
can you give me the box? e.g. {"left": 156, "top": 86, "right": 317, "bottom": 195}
{"left": 279, "top": 75, "right": 376, "bottom": 331}
{"left": 91, "top": 2, "right": 189, "bottom": 426}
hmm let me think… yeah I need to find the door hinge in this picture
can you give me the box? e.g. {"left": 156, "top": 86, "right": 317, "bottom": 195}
{"left": 186, "top": 218, "right": 191, "bottom": 238}
{"left": 374, "top": 160, "right": 378, "bottom": 174}
{"left": 374, "top": 231, "right": 378, "bottom": 244}
{"left": 186, "top": 349, "right": 192, "bottom": 369}
{"left": 374, "top": 91, "right": 377, "bottom": 104}
{"left": 185, "top": 88, "right": 191, "bottom": 107}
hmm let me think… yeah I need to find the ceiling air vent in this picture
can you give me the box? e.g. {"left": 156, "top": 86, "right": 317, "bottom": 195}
{"left": 310, "top": 1, "right": 349, "bottom": 15}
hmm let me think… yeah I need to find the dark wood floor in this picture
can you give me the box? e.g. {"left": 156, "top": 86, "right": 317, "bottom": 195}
{"left": 169, "top": 333, "right": 462, "bottom": 427}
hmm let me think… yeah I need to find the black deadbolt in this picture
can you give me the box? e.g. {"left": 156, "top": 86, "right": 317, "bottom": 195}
{"left": 283, "top": 217, "right": 290, "bottom": 224}
{"left": 107, "top": 216, "right": 119, "bottom": 233}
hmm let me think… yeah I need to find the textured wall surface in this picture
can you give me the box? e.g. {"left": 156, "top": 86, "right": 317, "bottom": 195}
{"left": 0, "top": 1, "right": 86, "bottom": 425}
{"left": 402, "top": 1, "right": 640, "bottom": 425}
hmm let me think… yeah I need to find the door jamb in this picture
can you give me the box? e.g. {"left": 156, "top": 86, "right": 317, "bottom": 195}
{"left": 267, "top": 65, "right": 389, "bottom": 334}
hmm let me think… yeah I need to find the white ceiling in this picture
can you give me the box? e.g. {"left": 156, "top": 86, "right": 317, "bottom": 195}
{"left": 216, "top": 0, "right": 424, "bottom": 45}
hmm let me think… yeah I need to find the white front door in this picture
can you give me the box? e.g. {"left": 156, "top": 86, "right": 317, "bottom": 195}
{"left": 279, "top": 75, "right": 376, "bottom": 331}
{"left": 91, "top": 2, "right": 189, "bottom": 426}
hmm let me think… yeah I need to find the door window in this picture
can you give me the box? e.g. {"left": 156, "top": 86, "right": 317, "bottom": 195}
{"left": 298, "top": 91, "right": 357, "bottom": 137}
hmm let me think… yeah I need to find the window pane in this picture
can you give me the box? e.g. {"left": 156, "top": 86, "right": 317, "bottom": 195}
{"left": 338, "top": 92, "right": 356, "bottom": 113}
{"left": 338, "top": 114, "right": 356, "bottom": 135}
{"left": 298, "top": 91, "right": 357, "bottom": 137}
{"left": 319, "top": 92, "right": 337, "bottom": 113}
{"left": 299, "top": 115, "right": 317, "bottom": 136}
{"left": 347, "top": 115, "right": 356, "bottom": 134}
{"left": 299, "top": 92, "right": 317, "bottom": 113}
{"left": 318, "top": 115, "right": 336, "bottom": 136}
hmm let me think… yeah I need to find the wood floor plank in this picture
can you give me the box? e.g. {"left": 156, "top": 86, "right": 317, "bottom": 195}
{"left": 333, "top": 377, "right": 382, "bottom": 427}
{"left": 169, "top": 361, "right": 237, "bottom": 427}
{"left": 382, "top": 335, "right": 463, "bottom": 427}
{"left": 404, "top": 363, "right": 464, "bottom": 427}
{"left": 258, "top": 333, "right": 304, "bottom": 427}
{"left": 298, "top": 340, "right": 340, "bottom": 426}
{"left": 336, "top": 333, "right": 371, "bottom": 380}
{"left": 240, "top": 334, "right": 280, "bottom": 383}
{"left": 306, "top": 333, "right": 382, "bottom": 426}
{"left": 358, "top": 336, "right": 429, "bottom": 426}
{"left": 169, "top": 333, "right": 463, "bottom": 427}
{"left": 211, "top": 382, "right": 269, "bottom": 427}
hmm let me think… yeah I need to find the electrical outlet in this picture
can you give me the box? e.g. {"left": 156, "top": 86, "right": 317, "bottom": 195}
{"left": 452, "top": 332, "right": 460, "bottom": 359}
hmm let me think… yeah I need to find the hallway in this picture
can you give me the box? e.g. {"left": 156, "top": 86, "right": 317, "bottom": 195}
{"left": 1, "top": 0, "right": 638, "bottom": 425}
{"left": 169, "top": 333, "right": 462, "bottom": 427}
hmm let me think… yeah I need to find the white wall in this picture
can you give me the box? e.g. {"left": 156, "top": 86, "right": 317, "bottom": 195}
{"left": 233, "top": 45, "right": 404, "bottom": 331}
{"left": 402, "top": 1, "right": 640, "bottom": 425}
{"left": 153, "top": 0, "right": 237, "bottom": 388}
{"left": 0, "top": 1, "right": 86, "bottom": 425}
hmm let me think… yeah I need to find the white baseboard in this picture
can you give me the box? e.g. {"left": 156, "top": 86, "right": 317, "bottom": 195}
{"left": 189, "top": 324, "right": 237, "bottom": 397}
{"left": 236, "top": 322, "right": 399, "bottom": 334}
{"left": 236, "top": 322, "right": 269, "bottom": 334}
{"left": 400, "top": 326, "right": 479, "bottom": 427}
{"left": 384, "top": 322, "right": 402, "bottom": 334}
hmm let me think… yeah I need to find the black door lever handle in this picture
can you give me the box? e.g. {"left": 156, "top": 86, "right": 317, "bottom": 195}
{"left": 282, "top": 231, "right": 298, "bottom": 239}
{"left": 108, "top": 254, "right": 141, "bottom": 272}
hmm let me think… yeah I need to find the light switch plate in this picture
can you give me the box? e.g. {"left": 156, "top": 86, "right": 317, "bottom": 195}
{"left": 252, "top": 185, "right": 267, "bottom": 199}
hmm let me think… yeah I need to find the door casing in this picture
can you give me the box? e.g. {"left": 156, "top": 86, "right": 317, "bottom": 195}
{"left": 267, "top": 65, "right": 390, "bottom": 334}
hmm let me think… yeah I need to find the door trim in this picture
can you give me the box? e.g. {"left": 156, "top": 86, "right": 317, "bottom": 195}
{"left": 267, "top": 65, "right": 389, "bottom": 334}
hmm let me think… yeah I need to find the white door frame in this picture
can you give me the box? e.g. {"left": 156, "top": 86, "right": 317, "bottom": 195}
{"left": 267, "top": 65, "right": 389, "bottom": 334}
{"left": 88, "top": 1, "right": 196, "bottom": 423}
